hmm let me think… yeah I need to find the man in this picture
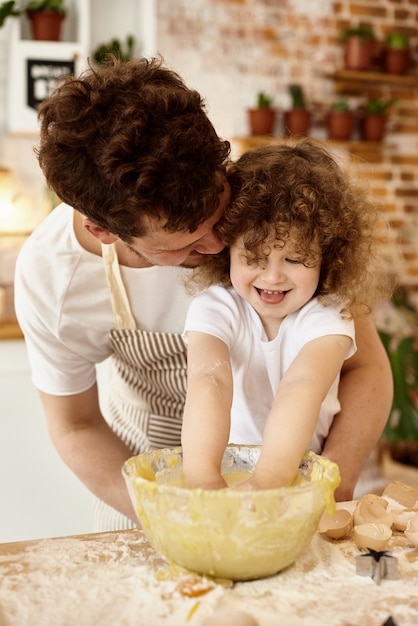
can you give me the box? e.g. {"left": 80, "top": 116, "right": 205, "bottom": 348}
{"left": 15, "top": 56, "right": 392, "bottom": 531}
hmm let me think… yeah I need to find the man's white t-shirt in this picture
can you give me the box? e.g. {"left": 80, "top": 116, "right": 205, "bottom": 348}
{"left": 183, "top": 286, "right": 356, "bottom": 453}
{"left": 14, "top": 203, "right": 193, "bottom": 396}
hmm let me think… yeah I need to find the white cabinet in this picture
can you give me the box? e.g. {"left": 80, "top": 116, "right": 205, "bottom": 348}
{"left": 0, "top": 340, "right": 93, "bottom": 542}
{"left": 5, "top": 0, "right": 157, "bottom": 134}
{"left": 7, "top": 0, "right": 90, "bottom": 133}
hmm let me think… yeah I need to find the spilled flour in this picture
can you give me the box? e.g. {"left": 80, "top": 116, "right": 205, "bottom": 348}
{"left": 0, "top": 528, "right": 417, "bottom": 626}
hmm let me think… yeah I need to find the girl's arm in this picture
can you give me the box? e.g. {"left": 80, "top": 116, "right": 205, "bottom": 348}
{"left": 239, "top": 333, "right": 352, "bottom": 490}
{"left": 181, "top": 331, "right": 233, "bottom": 489}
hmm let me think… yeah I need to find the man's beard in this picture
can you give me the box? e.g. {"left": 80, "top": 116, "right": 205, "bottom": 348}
{"left": 179, "top": 254, "right": 209, "bottom": 269}
{"left": 124, "top": 242, "right": 217, "bottom": 269}
{"left": 181, "top": 253, "right": 220, "bottom": 270}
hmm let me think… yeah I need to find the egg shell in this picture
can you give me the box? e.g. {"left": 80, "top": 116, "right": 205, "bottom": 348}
{"left": 201, "top": 609, "right": 259, "bottom": 626}
{"left": 353, "top": 500, "right": 393, "bottom": 528}
{"left": 406, "top": 513, "right": 418, "bottom": 532}
{"left": 404, "top": 512, "right": 418, "bottom": 546}
{"left": 354, "top": 522, "right": 392, "bottom": 551}
{"left": 391, "top": 508, "right": 418, "bottom": 532}
{"left": 404, "top": 532, "right": 418, "bottom": 547}
{"left": 318, "top": 509, "right": 353, "bottom": 539}
{"left": 358, "top": 493, "right": 389, "bottom": 509}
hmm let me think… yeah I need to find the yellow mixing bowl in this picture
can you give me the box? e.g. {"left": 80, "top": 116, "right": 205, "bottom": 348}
{"left": 122, "top": 445, "right": 340, "bottom": 581}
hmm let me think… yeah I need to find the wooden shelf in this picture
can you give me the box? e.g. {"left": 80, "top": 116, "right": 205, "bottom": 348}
{"left": 326, "top": 69, "right": 418, "bottom": 95}
{"left": 328, "top": 69, "right": 418, "bottom": 87}
{"left": 233, "top": 136, "right": 386, "bottom": 154}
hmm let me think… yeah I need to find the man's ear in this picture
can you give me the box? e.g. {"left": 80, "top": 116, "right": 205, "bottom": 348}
{"left": 82, "top": 218, "right": 118, "bottom": 244}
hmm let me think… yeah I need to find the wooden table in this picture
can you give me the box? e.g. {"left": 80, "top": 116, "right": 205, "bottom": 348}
{"left": 0, "top": 503, "right": 417, "bottom": 626}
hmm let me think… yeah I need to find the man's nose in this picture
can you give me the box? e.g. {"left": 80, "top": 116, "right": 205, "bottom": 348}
{"left": 195, "top": 230, "right": 225, "bottom": 255}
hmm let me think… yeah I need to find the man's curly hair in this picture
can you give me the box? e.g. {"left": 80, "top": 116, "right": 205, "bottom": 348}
{"left": 189, "top": 139, "right": 390, "bottom": 316}
{"left": 36, "top": 55, "right": 230, "bottom": 240}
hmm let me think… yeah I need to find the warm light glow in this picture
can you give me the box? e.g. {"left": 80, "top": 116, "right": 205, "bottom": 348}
{"left": 0, "top": 200, "right": 14, "bottom": 221}
{"left": 0, "top": 197, "right": 33, "bottom": 234}
{"left": 0, "top": 168, "right": 22, "bottom": 234}
{"left": 0, "top": 167, "right": 42, "bottom": 235}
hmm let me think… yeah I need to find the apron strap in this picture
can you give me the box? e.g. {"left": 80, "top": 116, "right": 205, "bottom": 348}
{"left": 101, "top": 242, "right": 136, "bottom": 330}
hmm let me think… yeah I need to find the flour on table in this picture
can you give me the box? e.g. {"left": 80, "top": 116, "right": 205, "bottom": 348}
{"left": 0, "top": 529, "right": 417, "bottom": 626}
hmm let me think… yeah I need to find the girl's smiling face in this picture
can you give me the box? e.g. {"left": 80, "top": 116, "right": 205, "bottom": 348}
{"left": 229, "top": 234, "right": 321, "bottom": 339}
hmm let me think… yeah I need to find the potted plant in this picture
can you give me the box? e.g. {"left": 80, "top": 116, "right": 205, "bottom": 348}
{"left": 247, "top": 91, "right": 276, "bottom": 136}
{"left": 326, "top": 100, "right": 355, "bottom": 141}
{"left": 385, "top": 32, "right": 410, "bottom": 75}
{"left": 342, "top": 26, "right": 375, "bottom": 71}
{"left": 376, "top": 287, "right": 418, "bottom": 467}
{"left": 361, "top": 97, "right": 397, "bottom": 142}
{"left": 284, "top": 84, "right": 311, "bottom": 137}
{"left": 0, "top": 0, "right": 66, "bottom": 41}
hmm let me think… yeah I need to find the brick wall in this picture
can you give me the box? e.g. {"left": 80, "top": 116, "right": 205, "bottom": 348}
{"left": 156, "top": 0, "right": 418, "bottom": 297}
{"left": 1, "top": 1, "right": 417, "bottom": 295}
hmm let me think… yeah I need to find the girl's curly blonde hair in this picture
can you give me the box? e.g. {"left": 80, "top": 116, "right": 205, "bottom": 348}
{"left": 188, "top": 139, "right": 391, "bottom": 317}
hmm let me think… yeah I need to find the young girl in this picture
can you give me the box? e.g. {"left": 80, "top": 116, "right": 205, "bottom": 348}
{"left": 181, "top": 139, "right": 389, "bottom": 491}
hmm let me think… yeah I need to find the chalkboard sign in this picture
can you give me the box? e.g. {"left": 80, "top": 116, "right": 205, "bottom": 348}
{"left": 26, "top": 59, "right": 75, "bottom": 110}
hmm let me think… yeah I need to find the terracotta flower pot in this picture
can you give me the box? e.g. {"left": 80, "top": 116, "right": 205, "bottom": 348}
{"left": 283, "top": 109, "right": 311, "bottom": 137}
{"left": 344, "top": 35, "right": 374, "bottom": 71}
{"left": 327, "top": 110, "right": 355, "bottom": 141}
{"left": 361, "top": 114, "right": 387, "bottom": 142}
{"left": 247, "top": 108, "right": 276, "bottom": 135}
{"left": 385, "top": 48, "right": 409, "bottom": 75}
{"left": 28, "top": 10, "right": 65, "bottom": 42}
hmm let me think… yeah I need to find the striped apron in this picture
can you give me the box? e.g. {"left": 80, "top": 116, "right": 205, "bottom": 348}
{"left": 93, "top": 243, "right": 188, "bottom": 531}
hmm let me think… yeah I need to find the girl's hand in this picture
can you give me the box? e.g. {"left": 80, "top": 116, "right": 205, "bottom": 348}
{"left": 234, "top": 473, "right": 288, "bottom": 491}
{"left": 234, "top": 477, "right": 258, "bottom": 491}
{"left": 183, "top": 472, "right": 228, "bottom": 490}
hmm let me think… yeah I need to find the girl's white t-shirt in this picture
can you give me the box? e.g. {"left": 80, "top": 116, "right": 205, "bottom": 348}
{"left": 183, "top": 286, "right": 356, "bottom": 453}
{"left": 14, "top": 203, "right": 193, "bottom": 396}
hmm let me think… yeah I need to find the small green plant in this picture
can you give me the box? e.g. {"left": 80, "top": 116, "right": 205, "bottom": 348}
{"left": 93, "top": 35, "right": 135, "bottom": 65}
{"left": 0, "top": 0, "right": 65, "bottom": 27}
{"left": 331, "top": 100, "right": 350, "bottom": 112}
{"left": 26, "top": 0, "right": 65, "bottom": 11}
{"left": 377, "top": 287, "right": 418, "bottom": 443}
{"left": 365, "top": 97, "right": 397, "bottom": 115}
{"left": 386, "top": 32, "right": 409, "bottom": 50}
{"left": 0, "top": 0, "right": 18, "bottom": 25}
{"left": 288, "top": 84, "right": 306, "bottom": 109}
{"left": 342, "top": 26, "right": 374, "bottom": 42}
{"left": 256, "top": 92, "right": 273, "bottom": 108}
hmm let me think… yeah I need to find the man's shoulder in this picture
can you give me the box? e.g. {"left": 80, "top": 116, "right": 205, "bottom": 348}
{"left": 16, "top": 204, "right": 101, "bottom": 279}
{"left": 15, "top": 203, "right": 108, "bottom": 328}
